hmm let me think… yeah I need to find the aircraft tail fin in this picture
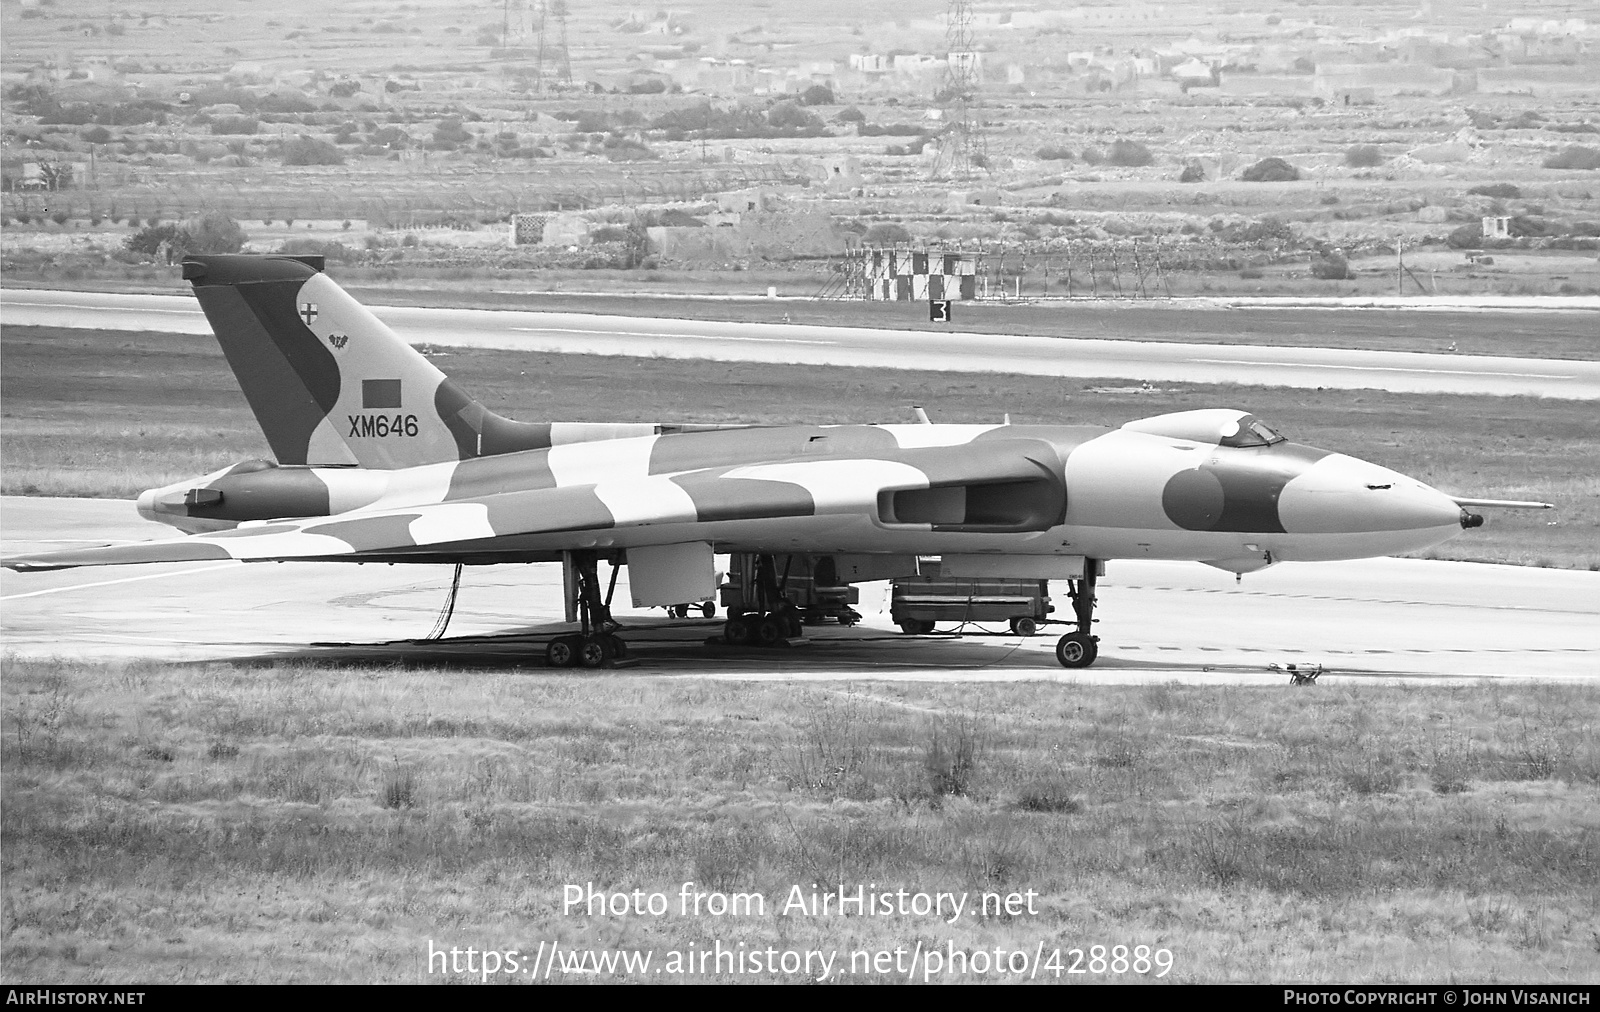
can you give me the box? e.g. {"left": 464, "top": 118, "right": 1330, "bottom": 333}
{"left": 182, "top": 253, "right": 556, "bottom": 468}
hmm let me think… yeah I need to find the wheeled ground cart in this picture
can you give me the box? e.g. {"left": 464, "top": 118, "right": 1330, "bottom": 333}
{"left": 716, "top": 550, "right": 857, "bottom": 643}
{"left": 890, "top": 576, "right": 1052, "bottom": 635}
{"left": 718, "top": 553, "right": 862, "bottom": 638}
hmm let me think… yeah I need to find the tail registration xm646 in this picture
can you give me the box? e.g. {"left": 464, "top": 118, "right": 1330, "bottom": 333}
{"left": 4, "top": 255, "right": 1549, "bottom": 668}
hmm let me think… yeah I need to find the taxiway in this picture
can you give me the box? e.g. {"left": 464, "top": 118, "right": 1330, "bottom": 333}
{"left": 4, "top": 289, "right": 1597, "bottom": 399}
{"left": 3, "top": 497, "right": 1594, "bottom": 684}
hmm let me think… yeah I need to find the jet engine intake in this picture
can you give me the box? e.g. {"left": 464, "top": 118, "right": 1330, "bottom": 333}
{"left": 880, "top": 478, "right": 1064, "bottom": 532}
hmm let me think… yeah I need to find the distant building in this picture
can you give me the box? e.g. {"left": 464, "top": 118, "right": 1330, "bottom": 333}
{"left": 1505, "top": 17, "right": 1587, "bottom": 36}
{"left": 1169, "top": 58, "right": 1215, "bottom": 84}
{"left": 811, "top": 155, "right": 863, "bottom": 193}
{"left": 1482, "top": 216, "right": 1511, "bottom": 239}
{"left": 751, "top": 69, "right": 799, "bottom": 95}
{"left": 797, "top": 60, "right": 838, "bottom": 85}
{"left": 1314, "top": 63, "right": 1455, "bottom": 97}
{"left": 680, "top": 58, "right": 751, "bottom": 92}
{"left": 949, "top": 188, "right": 1003, "bottom": 208}
{"left": 510, "top": 212, "right": 592, "bottom": 247}
{"left": 947, "top": 51, "right": 983, "bottom": 76}
{"left": 893, "top": 54, "right": 943, "bottom": 76}
{"left": 1477, "top": 65, "right": 1594, "bottom": 96}
{"left": 646, "top": 210, "right": 846, "bottom": 265}
{"left": 715, "top": 188, "right": 774, "bottom": 214}
{"left": 1218, "top": 73, "right": 1317, "bottom": 97}
{"left": 1332, "top": 86, "right": 1377, "bottom": 106}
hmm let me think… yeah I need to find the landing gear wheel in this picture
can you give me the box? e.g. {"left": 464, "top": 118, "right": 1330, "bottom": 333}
{"left": 700, "top": 601, "right": 717, "bottom": 618}
{"left": 724, "top": 616, "right": 753, "bottom": 647}
{"left": 756, "top": 614, "right": 785, "bottom": 647}
{"left": 578, "top": 636, "right": 610, "bottom": 669}
{"left": 778, "top": 607, "right": 804, "bottom": 638}
{"left": 1055, "top": 632, "right": 1099, "bottom": 669}
{"left": 559, "top": 551, "right": 622, "bottom": 667}
{"left": 546, "top": 635, "right": 579, "bottom": 668}
{"left": 1010, "top": 617, "right": 1038, "bottom": 636}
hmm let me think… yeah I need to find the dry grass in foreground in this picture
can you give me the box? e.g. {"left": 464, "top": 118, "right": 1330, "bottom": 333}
{"left": 3, "top": 658, "right": 1597, "bottom": 984}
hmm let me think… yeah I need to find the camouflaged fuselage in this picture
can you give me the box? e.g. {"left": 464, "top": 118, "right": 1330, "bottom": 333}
{"left": 122, "top": 420, "right": 1468, "bottom": 572}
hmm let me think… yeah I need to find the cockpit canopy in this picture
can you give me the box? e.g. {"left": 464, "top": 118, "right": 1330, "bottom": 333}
{"left": 1121, "top": 409, "right": 1286, "bottom": 448}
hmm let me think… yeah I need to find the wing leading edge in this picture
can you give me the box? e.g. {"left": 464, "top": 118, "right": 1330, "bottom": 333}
{"left": 3, "top": 440, "right": 1064, "bottom": 571}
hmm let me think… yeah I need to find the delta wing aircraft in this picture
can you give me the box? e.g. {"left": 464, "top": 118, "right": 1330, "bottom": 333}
{"left": 4, "top": 254, "right": 1550, "bottom": 668}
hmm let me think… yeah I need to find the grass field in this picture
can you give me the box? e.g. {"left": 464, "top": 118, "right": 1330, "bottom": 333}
{"left": 2, "top": 658, "right": 1596, "bottom": 983}
{"left": 2, "top": 324, "right": 1595, "bottom": 569}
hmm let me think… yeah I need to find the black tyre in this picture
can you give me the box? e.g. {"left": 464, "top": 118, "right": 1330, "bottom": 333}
{"left": 724, "top": 617, "right": 752, "bottom": 646}
{"left": 578, "top": 636, "right": 609, "bottom": 668}
{"left": 546, "top": 636, "right": 578, "bottom": 668}
{"left": 700, "top": 601, "right": 716, "bottom": 618}
{"left": 1055, "top": 632, "right": 1099, "bottom": 668}
{"left": 1011, "top": 617, "right": 1038, "bottom": 637}
{"left": 607, "top": 634, "right": 628, "bottom": 659}
{"left": 756, "top": 614, "right": 785, "bottom": 647}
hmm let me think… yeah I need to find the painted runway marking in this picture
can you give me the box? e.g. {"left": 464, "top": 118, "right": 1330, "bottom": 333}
{"left": 2, "top": 301, "right": 203, "bottom": 315}
{"left": 1187, "top": 357, "right": 1575, "bottom": 380}
{"left": 0, "top": 563, "right": 240, "bottom": 600}
{"left": 511, "top": 326, "right": 838, "bottom": 345}
{"left": 1254, "top": 308, "right": 1600, "bottom": 315}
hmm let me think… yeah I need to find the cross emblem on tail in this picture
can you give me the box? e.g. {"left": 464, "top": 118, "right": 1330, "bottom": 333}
{"left": 299, "top": 303, "right": 318, "bottom": 325}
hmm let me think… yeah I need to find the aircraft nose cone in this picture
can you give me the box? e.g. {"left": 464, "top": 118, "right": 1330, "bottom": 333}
{"left": 1375, "top": 482, "right": 1463, "bottom": 532}
{"left": 136, "top": 488, "right": 158, "bottom": 520}
{"left": 1279, "top": 454, "right": 1462, "bottom": 534}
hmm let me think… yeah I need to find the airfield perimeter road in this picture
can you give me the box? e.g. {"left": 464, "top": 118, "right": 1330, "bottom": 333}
{"left": 4, "top": 289, "right": 1598, "bottom": 399}
{"left": 3, "top": 497, "right": 1595, "bottom": 685}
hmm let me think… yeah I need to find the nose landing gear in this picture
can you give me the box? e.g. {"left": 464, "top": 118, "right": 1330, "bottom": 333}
{"left": 1055, "top": 559, "right": 1100, "bottom": 668}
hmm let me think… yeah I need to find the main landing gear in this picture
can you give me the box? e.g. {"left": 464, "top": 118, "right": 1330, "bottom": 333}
{"left": 1055, "top": 560, "right": 1100, "bottom": 668}
{"left": 722, "top": 553, "right": 803, "bottom": 648}
{"left": 546, "top": 551, "right": 627, "bottom": 669}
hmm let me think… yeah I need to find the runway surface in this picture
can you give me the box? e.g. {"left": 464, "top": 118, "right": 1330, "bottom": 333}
{"left": 5, "top": 289, "right": 1598, "bottom": 399}
{"left": 4, "top": 497, "right": 1595, "bottom": 685}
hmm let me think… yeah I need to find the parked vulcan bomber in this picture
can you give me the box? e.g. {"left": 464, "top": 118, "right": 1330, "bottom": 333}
{"left": 3, "top": 254, "right": 1549, "bottom": 667}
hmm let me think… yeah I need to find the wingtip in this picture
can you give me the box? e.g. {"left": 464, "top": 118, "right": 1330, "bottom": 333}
{"left": 2, "top": 559, "right": 70, "bottom": 572}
